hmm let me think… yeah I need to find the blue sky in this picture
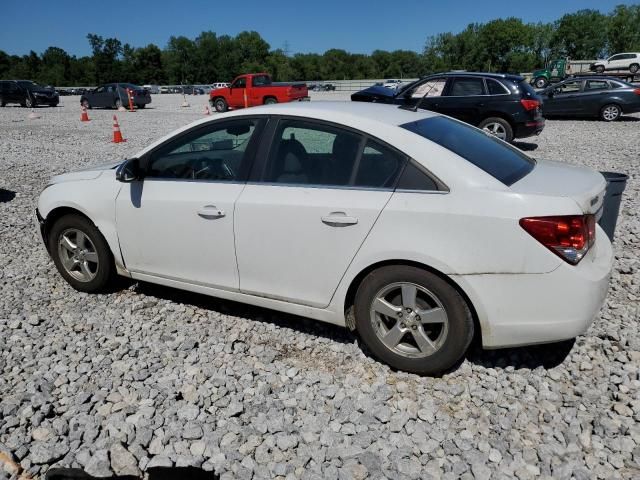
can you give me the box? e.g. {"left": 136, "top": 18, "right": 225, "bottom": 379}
{"left": 0, "top": 0, "right": 635, "bottom": 56}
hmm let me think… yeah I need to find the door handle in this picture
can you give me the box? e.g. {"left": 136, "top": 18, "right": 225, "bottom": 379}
{"left": 197, "top": 205, "right": 226, "bottom": 219}
{"left": 321, "top": 212, "right": 358, "bottom": 227}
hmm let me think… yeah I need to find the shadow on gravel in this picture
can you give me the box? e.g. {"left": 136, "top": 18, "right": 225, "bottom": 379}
{"left": 134, "top": 282, "right": 354, "bottom": 346}
{"left": 512, "top": 141, "right": 538, "bottom": 151}
{"left": 465, "top": 338, "right": 576, "bottom": 371}
{"left": 0, "top": 189, "right": 16, "bottom": 203}
{"left": 546, "top": 115, "right": 639, "bottom": 122}
{"left": 46, "top": 466, "right": 218, "bottom": 480}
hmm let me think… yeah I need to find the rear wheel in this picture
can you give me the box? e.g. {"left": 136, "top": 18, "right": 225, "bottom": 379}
{"left": 600, "top": 104, "right": 621, "bottom": 122}
{"left": 214, "top": 97, "right": 228, "bottom": 112}
{"left": 630, "top": 63, "right": 639, "bottom": 74}
{"left": 595, "top": 65, "right": 605, "bottom": 74}
{"left": 264, "top": 97, "right": 278, "bottom": 105}
{"left": 114, "top": 98, "right": 123, "bottom": 109}
{"left": 48, "top": 214, "right": 114, "bottom": 293}
{"left": 24, "top": 95, "right": 34, "bottom": 108}
{"left": 478, "top": 117, "right": 513, "bottom": 143}
{"left": 0, "top": 95, "right": 5, "bottom": 107}
{"left": 533, "top": 77, "right": 548, "bottom": 89}
{"left": 354, "top": 266, "right": 473, "bottom": 375}
{"left": 137, "top": 104, "right": 145, "bottom": 109}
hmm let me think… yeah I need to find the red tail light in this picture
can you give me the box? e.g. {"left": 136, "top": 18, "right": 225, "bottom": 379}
{"left": 520, "top": 99, "right": 541, "bottom": 111}
{"left": 633, "top": 89, "right": 640, "bottom": 96}
{"left": 519, "top": 215, "right": 595, "bottom": 265}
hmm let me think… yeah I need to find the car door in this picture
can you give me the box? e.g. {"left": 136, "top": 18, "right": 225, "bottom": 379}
{"left": 402, "top": 77, "right": 448, "bottom": 111}
{"left": 543, "top": 80, "right": 584, "bottom": 115}
{"left": 582, "top": 79, "right": 611, "bottom": 116}
{"left": 606, "top": 54, "right": 623, "bottom": 71}
{"left": 437, "top": 77, "right": 487, "bottom": 124}
{"left": 88, "top": 86, "right": 109, "bottom": 108}
{"left": 228, "top": 77, "right": 247, "bottom": 108}
{"left": 234, "top": 117, "right": 407, "bottom": 308}
{"left": 115, "top": 117, "right": 265, "bottom": 290}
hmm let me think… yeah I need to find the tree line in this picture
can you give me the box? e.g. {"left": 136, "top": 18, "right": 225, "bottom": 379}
{"left": 0, "top": 5, "right": 638, "bottom": 87}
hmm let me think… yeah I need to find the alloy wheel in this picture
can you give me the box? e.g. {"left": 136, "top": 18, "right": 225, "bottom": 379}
{"left": 482, "top": 122, "right": 507, "bottom": 140}
{"left": 57, "top": 228, "right": 99, "bottom": 282}
{"left": 602, "top": 105, "right": 620, "bottom": 121}
{"left": 369, "top": 282, "right": 449, "bottom": 358}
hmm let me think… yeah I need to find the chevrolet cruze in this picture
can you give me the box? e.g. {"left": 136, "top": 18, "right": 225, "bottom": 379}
{"left": 37, "top": 102, "right": 612, "bottom": 375}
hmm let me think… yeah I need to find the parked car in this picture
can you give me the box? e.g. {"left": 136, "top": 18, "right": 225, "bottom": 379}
{"left": 36, "top": 102, "right": 612, "bottom": 375}
{"left": 80, "top": 83, "right": 151, "bottom": 109}
{"left": 352, "top": 72, "right": 544, "bottom": 143}
{"left": 212, "top": 82, "right": 229, "bottom": 90}
{"left": 209, "top": 73, "right": 309, "bottom": 112}
{"left": 539, "top": 77, "right": 640, "bottom": 121}
{"left": 383, "top": 79, "right": 403, "bottom": 89}
{"left": 159, "top": 86, "right": 170, "bottom": 94}
{"left": 142, "top": 84, "right": 160, "bottom": 94}
{"left": 0, "top": 80, "right": 59, "bottom": 107}
{"left": 591, "top": 53, "right": 640, "bottom": 74}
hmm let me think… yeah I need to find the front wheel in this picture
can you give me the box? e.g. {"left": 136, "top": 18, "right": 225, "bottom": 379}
{"left": 213, "top": 98, "right": 228, "bottom": 112}
{"left": 478, "top": 117, "right": 514, "bottom": 143}
{"left": 533, "top": 77, "right": 548, "bottom": 89}
{"left": 24, "top": 95, "right": 34, "bottom": 108}
{"left": 48, "top": 214, "right": 114, "bottom": 292}
{"left": 81, "top": 98, "right": 90, "bottom": 109}
{"left": 600, "top": 104, "right": 621, "bottom": 122}
{"left": 354, "top": 266, "right": 474, "bottom": 375}
{"left": 114, "top": 98, "right": 123, "bottom": 109}
{"left": 595, "top": 65, "right": 605, "bottom": 74}
{"left": 137, "top": 104, "right": 145, "bottom": 109}
{"left": 630, "top": 63, "right": 639, "bottom": 74}
{"left": 0, "top": 95, "right": 5, "bottom": 107}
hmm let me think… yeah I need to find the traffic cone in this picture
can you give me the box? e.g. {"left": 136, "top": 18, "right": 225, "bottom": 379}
{"left": 204, "top": 105, "right": 211, "bottom": 115}
{"left": 80, "top": 106, "right": 90, "bottom": 122}
{"left": 112, "top": 115, "right": 126, "bottom": 143}
{"left": 181, "top": 94, "right": 190, "bottom": 108}
{"left": 28, "top": 109, "right": 41, "bottom": 120}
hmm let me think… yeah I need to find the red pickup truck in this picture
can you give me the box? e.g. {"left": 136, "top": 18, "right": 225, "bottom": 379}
{"left": 209, "top": 73, "right": 309, "bottom": 112}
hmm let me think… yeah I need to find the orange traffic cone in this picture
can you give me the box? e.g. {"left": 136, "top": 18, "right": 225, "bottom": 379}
{"left": 112, "top": 115, "right": 126, "bottom": 143}
{"left": 204, "top": 105, "right": 211, "bottom": 116}
{"left": 80, "top": 106, "right": 90, "bottom": 122}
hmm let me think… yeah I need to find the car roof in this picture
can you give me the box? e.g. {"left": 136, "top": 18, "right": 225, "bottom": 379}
{"left": 440, "top": 72, "right": 525, "bottom": 82}
{"left": 562, "top": 76, "right": 634, "bottom": 82}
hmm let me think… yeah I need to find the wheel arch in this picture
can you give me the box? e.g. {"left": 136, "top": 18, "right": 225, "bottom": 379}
{"left": 478, "top": 111, "right": 516, "bottom": 131}
{"left": 263, "top": 95, "right": 277, "bottom": 103}
{"left": 342, "top": 259, "right": 482, "bottom": 345}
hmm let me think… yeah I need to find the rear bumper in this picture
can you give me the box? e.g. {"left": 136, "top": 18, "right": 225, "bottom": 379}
{"left": 514, "top": 120, "right": 545, "bottom": 139}
{"left": 454, "top": 226, "right": 613, "bottom": 349}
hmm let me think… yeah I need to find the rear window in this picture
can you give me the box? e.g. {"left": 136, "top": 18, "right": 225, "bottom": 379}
{"left": 400, "top": 116, "right": 535, "bottom": 186}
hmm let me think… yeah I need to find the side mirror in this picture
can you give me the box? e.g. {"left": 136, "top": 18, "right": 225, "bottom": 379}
{"left": 116, "top": 158, "right": 142, "bottom": 182}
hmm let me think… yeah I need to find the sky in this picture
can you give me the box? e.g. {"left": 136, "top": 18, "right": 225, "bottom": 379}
{"left": 0, "top": 0, "right": 636, "bottom": 57}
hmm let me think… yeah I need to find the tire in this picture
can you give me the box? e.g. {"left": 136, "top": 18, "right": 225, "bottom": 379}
{"left": 533, "top": 77, "right": 548, "bottom": 89}
{"left": 81, "top": 99, "right": 90, "bottom": 109}
{"left": 478, "top": 117, "right": 514, "bottom": 143}
{"left": 630, "top": 63, "right": 639, "bottom": 74}
{"left": 264, "top": 97, "right": 278, "bottom": 105}
{"left": 0, "top": 96, "right": 5, "bottom": 107}
{"left": 214, "top": 97, "right": 228, "bottom": 112}
{"left": 354, "top": 266, "right": 473, "bottom": 375}
{"left": 114, "top": 98, "right": 123, "bottom": 109}
{"left": 595, "top": 65, "right": 605, "bottom": 74}
{"left": 137, "top": 104, "right": 145, "bottom": 109}
{"left": 600, "top": 103, "right": 621, "bottom": 122}
{"left": 48, "top": 214, "right": 114, "bottom": 293}
{"left": 24, "top": 95, "right": 34, "bottom": 108}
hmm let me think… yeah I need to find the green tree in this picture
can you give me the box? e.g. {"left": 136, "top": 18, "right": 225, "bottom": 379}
{"left": 552, "top": 10, "right": 609, "bottom": 59}
{"left": 607, "top": 4, "right": 640, "bottom": 54}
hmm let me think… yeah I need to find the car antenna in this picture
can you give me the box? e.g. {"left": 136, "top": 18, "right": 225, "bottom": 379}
{"left": 399, "top": 81, "right": 438, "bottom": 112}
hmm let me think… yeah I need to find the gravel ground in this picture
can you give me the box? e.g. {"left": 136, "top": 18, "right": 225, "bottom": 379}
{"left": 1, "top": 93, "right": 639, "bottom": 480}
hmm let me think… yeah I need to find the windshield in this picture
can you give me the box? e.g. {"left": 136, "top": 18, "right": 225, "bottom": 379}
{"left": 17, "top": 80, "right": 41, "bottom": 90}
{"left": 119, "top": 83, "right": 142, "bottom": 90}
{"left": 401, "top": 116, "right": 535, "bottom": 186}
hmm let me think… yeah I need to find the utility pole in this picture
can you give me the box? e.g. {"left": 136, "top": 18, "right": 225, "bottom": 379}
{"left": 283, "top": 40, "right": 290, "bottom": 57}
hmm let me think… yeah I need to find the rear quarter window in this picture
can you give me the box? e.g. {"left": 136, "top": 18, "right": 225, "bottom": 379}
{"left": 401, "top": 116, "right": 535, "bottom": 186}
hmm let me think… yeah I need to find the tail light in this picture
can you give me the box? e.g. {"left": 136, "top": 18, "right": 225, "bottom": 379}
{"left": 520, "top": 99, "right": 541, "bottom": 111}
{"left": 633, "top": 89, "right": 640, "bottom": 96}
{"left": 519, "top": 215, "right": 596, "bottom": 265}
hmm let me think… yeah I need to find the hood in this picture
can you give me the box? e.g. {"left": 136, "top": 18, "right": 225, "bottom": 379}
{"left": 49, "top": 161, "right": 122, "bottom": 184}
{"left": 532, "top": 68, "right": 546, "bottom": 77}
{"left": 351, "top": 85, "right": 397, "bottom": 100}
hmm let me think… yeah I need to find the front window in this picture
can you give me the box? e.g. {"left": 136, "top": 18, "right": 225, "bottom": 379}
{"left": 17, "top": 80, "right": 39, "bottom": 90}
{"left": 401, "top": 116, "right": 535, "bottom": 186}
{"left": 410, "top": 78, "right": 446, "bottom": 98}
{"left": 147, "top": 119, "right": 259, "bottom": 181}
{"left": 232, "top": 78, "right": 246, "bottom": 89}
{"left": 554, "top": 81, "right": 582, "bottom": 95}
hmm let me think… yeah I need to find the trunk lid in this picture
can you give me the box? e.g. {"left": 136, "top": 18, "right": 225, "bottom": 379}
{"left": 511, "top": 159, "right": 606, "bottom": 214}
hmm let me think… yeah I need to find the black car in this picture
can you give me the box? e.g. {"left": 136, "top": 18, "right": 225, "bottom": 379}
{"left": 80, "top": 83, "right": 151, "bottom": 109}
{"left": 0, "top": 80, "right": 59, "bottom": 107}
{"left": 539, "top": 77, "right": 640, "bottom": 121}
{"left": 352, "top": 72, "right": 544, "bottom": 143}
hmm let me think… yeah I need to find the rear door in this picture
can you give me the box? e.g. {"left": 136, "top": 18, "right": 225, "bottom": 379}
{"left": 581, "top": 79, "right": 611, "bottom": 116}
{"left": 234, "top": 117, "right": 407, "bottom": 308}
{"left": 438, "top": 76, "right": 487, "bottom": 124}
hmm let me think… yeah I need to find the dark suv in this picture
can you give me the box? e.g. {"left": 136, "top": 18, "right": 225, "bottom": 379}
{"left": 0, "top": 80, "right": 59, "bottom": 108}
{"left": 351, "top": 73, "right": 544, "bottom": 143}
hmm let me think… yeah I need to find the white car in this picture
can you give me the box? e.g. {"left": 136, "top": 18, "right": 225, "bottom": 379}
{"left": 211, "top": 82, "right": 230, "bottom": 90}
{"left": 383, "top": 80, "right": 403, "bottom": 89}
{"left": 36, "top": 102, "right": 613, "bottom": 374}
{"left": 592, "top": 52, "right": 640, "bottom": 74}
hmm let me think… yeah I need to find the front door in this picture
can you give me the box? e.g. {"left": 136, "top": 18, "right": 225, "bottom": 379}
{"left": 115, "top": 117, "right": 264, "bottom": 290}
{"left": 544, "top": 80, "right": 584, "bottom": 115}
{"left": 234, "top": 118, "right": 407, "bottom": 308}
{"left": 228, "top": 77, "right": 247, "bottom": 108}
{"left": 402, "top": 77, "right": 448, "bottom": 112}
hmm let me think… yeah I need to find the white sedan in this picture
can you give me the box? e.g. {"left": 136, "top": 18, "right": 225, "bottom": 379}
{"left": 37, "top": 102, "right": 612, "bottom": 375}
